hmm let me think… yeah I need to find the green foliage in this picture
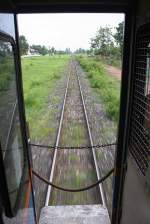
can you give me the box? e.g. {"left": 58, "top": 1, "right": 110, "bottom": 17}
{"left": 89, "top": 22, "right": 124, "bottom": 67}
{"left": 77, "top": 56, "right": 120, "bottom": 122}
{"left": 0, "top": 57, "right": 14, "bottom": 91}
{"left": 90, "top": 26, "right": 114, "bottom": 57}
{"left": 114, "top": 21, "right": 124, "bottom": 55}
{"left": 19, "top": 35, "right": 29, "bottom": 55}
{"left": 74, "top": 48, "right": 87, "bottom": 54}
{"left": 48, "top": 46, "right": 56, "bottom": 55}
{"left": 31, "top": 44, "right": 48, "bottom": 55}
{"left": 65, "top": 48, "right": 71, "bottom": 54}
{"left": 69, "top": 154, "right": 78, "bottom": 162}
{"left": 22, "top": 55, "right": 70, "bottom": 140}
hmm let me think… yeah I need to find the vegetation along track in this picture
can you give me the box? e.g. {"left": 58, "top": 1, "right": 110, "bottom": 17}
{"left": 45, "top": 59, "right": 104, "bottom": 206}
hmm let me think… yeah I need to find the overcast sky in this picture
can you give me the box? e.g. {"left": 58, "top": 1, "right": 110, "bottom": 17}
{"left": 18, "top": 13, "right": 124, "bottom": 51}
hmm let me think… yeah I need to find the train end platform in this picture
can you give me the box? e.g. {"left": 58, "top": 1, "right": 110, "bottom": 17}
{"left": 39, "top": 204, "right": 110, "bottom": 224}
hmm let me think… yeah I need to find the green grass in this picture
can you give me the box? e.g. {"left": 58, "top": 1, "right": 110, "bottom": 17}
{"left": 22, "top": 55, "right": 70, "bottom": 140}
{"left": 99, "top": 56, "right": 122, "bottom": 69}
{"left": 0, "top": 57, "right": 14, "bottom": 92}
{"left": 77, "top": 56, "right": 121, "bottom": 122}
{"left": 69, "top": 154, "right": 78, "bottom": 162}
{"left": 101, "top": 57, "right": 122, "bottom": 69}
{"left": 60, "top": 122, "right": 88, "bottom": 146}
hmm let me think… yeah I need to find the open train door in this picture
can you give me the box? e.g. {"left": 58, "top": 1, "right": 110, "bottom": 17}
{"left": 119, "top": 22, "right": 150, "bottom": 224}
{"left": 112, "top": 8, "right": 150, "bottom": 223}
{"left": 0, "top": 13, "right": 37, "bottom": 223}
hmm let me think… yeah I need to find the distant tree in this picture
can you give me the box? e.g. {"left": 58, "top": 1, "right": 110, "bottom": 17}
{"left": 114, "top": 21, "right": 124, "bottom": 55}
{"left": 65, "top": 48, "right": 71, "bottom": 54}
{"left": 0, "top": 42, "right": 11, "bottom": 57}
{"left": 57, "top": 50, "right": 66, "bottom": 55}
{"left": 31, "top": 45, "right": 48, "bottom": 55}
{"left": 51, "top": 47, "right": 56, "bottom": 55}
{"left": 90, "top": 26, "right": 114, "bottom": 58}
{"left": 75, "top": 48, "right": 86, "bottom": 54}
{"left": 40, "top": 46, "right": 48, "bottom": 55}
{"left": 86, "top": 49, "right": 93, "bottom": 55}
{"left": 48, "top": 46, "right": 56, "bottom": 55}
{"left": 19, "top": 35, "right": 29, "bottom": 55}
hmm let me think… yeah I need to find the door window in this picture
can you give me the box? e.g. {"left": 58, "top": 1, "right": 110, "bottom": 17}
{"left": 0, "top": 38, "right": 25, "bottom": 213}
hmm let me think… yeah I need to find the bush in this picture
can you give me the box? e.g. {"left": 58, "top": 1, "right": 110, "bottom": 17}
{"left": 77, "top": 56, "right": 120, "bottom": 122}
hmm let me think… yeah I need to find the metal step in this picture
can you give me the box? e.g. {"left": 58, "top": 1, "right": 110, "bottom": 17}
{"left": 39, "top": 204, "right": 110, "bottom": 224}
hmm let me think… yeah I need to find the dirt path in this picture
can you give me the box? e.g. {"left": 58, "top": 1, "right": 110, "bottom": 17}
{"left": 105, "top": 65, "right": 121, "bottom": 80}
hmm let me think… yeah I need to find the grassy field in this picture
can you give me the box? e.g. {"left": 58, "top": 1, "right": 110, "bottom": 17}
{"left": 22, "top": 54, "right": 120, "bottom": 141}
{"left": 77, "top": 56, "right": 121, "bottom": 122}
{"left": 22, "top": 55, "right": 70, "bottom": 141}
{"left": 0, "top": 56, "right": 14, "bottom": 92}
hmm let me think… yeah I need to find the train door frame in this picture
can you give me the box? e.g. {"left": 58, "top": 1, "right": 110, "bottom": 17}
{"left": 14, "top": 13, "right": 37, "bottom": 221}
{"left": 0, "top": 32, "right": 17, "bottom": 217}
{"left": 0, "top": 2, "right": 136, "bottom": 223}
{"left": 14, "top": 7, "right": 135, "bottom": 224}
{"left": 111, "top": 8, "right": 136, "bottom": 224}
{"left": 119, "top": 20, "right": 150, "bottom": 224}
{"left": 0, "top": 15, "right": 37, "bottom": 222}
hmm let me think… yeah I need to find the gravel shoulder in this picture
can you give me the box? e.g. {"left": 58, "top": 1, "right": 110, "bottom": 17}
{"left": 77, "top": 61, "right": 118, "bottom": 215}
{"left": 31, "top": 63, "right": 69, "bottom": 218}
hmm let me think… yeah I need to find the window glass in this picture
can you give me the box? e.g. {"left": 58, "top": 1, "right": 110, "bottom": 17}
{"left": 0, "top": 39, "right": 25, "bottom": 212}
{"left": 0, "top": 14, "right": 15, "bottom": 39}
{"left": 0, "top": 40, "right": 17, "bottom": 150}
{"left": 4, "top": 106, "right": 24, "bottom": 210}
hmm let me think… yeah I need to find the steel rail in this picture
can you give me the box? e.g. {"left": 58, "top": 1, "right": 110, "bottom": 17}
{"left": 75, "top": 64, "right": 106, "bottom": 206}
{"left": 45, "top": 60, "right": 107, "bottom": 206}
{"left": 45, "top": 71, "right": 71, "bottom": 206}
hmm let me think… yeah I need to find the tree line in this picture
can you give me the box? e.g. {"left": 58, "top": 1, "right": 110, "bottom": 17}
{"left": 19, "top": 35, "right": 72, "bottom": 56}
{"left": 75, "top": 22, "right": 124, "bottom": 62}
{"left": 89, "top": 21, "right": 124, "bottom": 61}
{"left": 19, "top": 21, "right": 124, "bottom": 61}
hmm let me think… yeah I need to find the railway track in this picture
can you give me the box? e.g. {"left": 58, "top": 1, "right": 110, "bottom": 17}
{"left": 45, "top": 60, "right": 105, "bottom": 206}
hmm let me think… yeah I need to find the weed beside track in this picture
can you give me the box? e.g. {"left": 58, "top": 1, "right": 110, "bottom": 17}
{"left": 77, "top": 56, "right": 120, "bottom": 123}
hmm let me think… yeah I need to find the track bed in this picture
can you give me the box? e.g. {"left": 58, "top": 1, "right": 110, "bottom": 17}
{"left": 49, "top": 60, "right": 101, "bottom": 205}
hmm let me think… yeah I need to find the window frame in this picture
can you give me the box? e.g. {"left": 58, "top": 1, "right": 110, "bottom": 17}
{"left": 145, "top": 43, "right": 150, "bottom": 96}
{"left": 0, "top": 7, "right": 135, "bottom": 223}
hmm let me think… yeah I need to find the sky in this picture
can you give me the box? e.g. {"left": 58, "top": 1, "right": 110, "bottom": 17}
{"left": 18, "top": 13, "right": 124, "bottom": 52}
